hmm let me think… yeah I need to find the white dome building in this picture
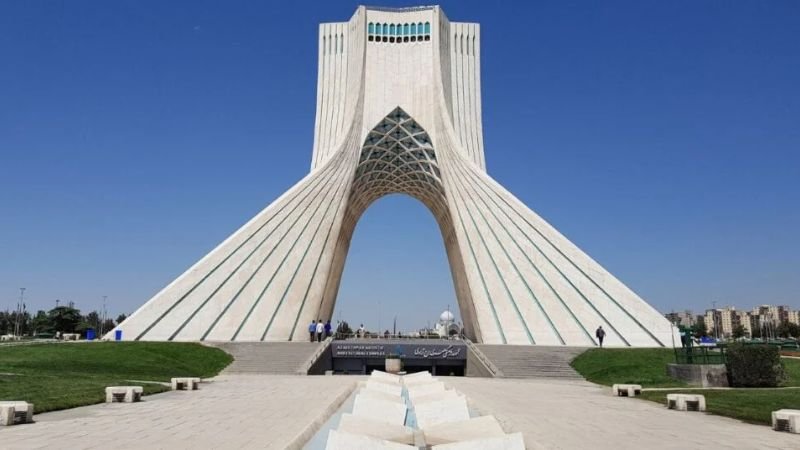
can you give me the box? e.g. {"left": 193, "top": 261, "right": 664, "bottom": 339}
{"left": 434, "top": 309, "right": 461, "bottom": 338}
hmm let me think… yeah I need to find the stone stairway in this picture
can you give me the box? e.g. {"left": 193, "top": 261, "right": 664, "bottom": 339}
{"left": 475, "top": 345, "right": 587, "bottom": 379}
{"left": 209, "top": 342, "right": 323, "bottom": 374}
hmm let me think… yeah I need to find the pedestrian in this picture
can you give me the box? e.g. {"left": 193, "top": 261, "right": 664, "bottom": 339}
{"left": 324, "top": 320, "right": 332, "bottom": 338}
{"left": 596, "top": 325, "right": 606, "bottom": 348}
{"left": 316, "top": 319, "right": 325, "bottom": 342}
{"left": 309, "top": 320, "right": 316, "bottom": 342}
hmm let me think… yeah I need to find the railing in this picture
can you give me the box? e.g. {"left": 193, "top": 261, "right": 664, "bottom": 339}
{"left": 333, "top": 332, "right": 456, "bottom": 341}
{"left": 297, "top": 336, "right": 333, "bottom": 375}
{"left": 365, "top": 5, "right": 436, "bottom": 13}
{"left": 673, "top": 346, "right": 727, "bottom": 365}
{"left": 463, "top": 338, "right": 503, "bottom": 377}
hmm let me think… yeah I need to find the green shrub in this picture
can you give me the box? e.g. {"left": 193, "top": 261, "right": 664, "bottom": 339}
{"left": 726, "top": 344, "right": 785, "bottom": 387}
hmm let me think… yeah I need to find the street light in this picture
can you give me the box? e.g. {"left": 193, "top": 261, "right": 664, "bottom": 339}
{"left": 100, "top": 296, "right": 108, "bottom": 336}
{"left": 15, "top": 288, "right": 26, "bottom": 337}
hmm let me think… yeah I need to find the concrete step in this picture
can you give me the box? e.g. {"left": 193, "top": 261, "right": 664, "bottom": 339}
{"left": 208, "top": 342, "right": 323, "bottom": 374}
{"left": 475, "top": 345, "right": 587, "bottom": 380}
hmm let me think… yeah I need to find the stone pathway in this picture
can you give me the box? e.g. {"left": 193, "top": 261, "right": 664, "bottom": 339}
{"left": 2, "top": 375, "right": 798, "bottom": 449}
{"left": 0, "top": 375, "right": 357, "bottom": 450}
{"left": 444, "top": 377, "right": 798, "bottom": 449}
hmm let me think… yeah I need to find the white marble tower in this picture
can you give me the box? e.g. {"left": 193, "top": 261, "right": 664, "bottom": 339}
{"left": 110, "top": 6, "right": 677, "bottom": 346}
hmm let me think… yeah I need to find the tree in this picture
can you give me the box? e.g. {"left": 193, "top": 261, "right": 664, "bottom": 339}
{"left": 101, "top": 319, "right": 115, "bottom": 334}
{"left": 30, "top": 310, "right": 52, "bottom": 335}
{"left": 732, "top": 324, "right": 746, "bottom": 339}
{"left": 48, "top": 306, "right": 82, "bottom": 334}
{"left": 691, "top": 321, "right": 708, "bottom": 338}
{"left": 777, "top": 322, "right": 800, "bottom": 339}
{"left": 116, "top": 314, "right": 127, "bottom": 324}
{"left": 84, "top": 311, "right": 101, "bottom": 330}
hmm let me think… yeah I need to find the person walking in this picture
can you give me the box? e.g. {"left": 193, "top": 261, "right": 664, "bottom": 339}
{"left": 308, "top": 320, "right": 316, "bottom": 342}
{"left": 596, "top": 325, "right": 606, "bottom": 348}
{"left": 324, "top": 320, "right": 332, "bottom": 338}
{"left": 316, "top": 319, "right": 325, "bottom": 342}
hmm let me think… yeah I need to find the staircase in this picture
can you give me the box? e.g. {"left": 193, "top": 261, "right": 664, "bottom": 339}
{"left": 475, "top": 345, "right": 587, "bottom": 379}
{"left": 210, "top": 342, "right": 323, "bottom": 374}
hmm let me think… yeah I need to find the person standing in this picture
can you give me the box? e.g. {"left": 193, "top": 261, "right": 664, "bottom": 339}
{"left": 596, "top": 326, "right": 606, "bottom": 348}
{"left": 316, "top": 319, "right": 325, "bottom": 342}
{"left": 324, "top": 320, "right": 332, "bottom": 338}
{"left": 309, "top": 320, "right": 316, "bottom": 342}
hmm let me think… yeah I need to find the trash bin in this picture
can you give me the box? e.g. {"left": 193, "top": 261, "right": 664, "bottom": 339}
{"left": 115, "top": 330, "right": 123, "bottom": 341}
{"left": 86, "top": 329, "right": 96, "bottom": 341}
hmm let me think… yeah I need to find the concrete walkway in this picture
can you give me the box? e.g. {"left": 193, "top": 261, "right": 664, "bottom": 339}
{"left": 444, "top": 377, "right": 798, "bottom": 449}
{"left": 0, "top": 375, "right": 357, "bottom": 450}
{"left": 2, "top": 375, "right": 797, "bottom": 449}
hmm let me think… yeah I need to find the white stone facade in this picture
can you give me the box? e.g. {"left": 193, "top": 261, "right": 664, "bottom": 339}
{"left": 108, "top": 5, "right": 678, "bottom": 347}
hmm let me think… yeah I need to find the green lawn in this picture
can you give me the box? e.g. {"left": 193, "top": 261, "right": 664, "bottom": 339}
{"left": 782, "top": 357, "right": 800, "bottom": 386}
{"left": 571, "top": 348, "right": 800, "bottom": 426}
{"left": 570, "top": 348, "right": 687, "bottom": 387}
{"left": 0, "top": 342, "right": 232, "bottom": 413}
{"left": 639, "top": 389, "right": 800, "bottom": 425}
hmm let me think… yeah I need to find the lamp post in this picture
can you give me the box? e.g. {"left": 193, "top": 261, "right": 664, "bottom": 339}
{"left": 15, "top": 288, "right": 26, "bottom": 337}
{"left": 100, "top": 296, "right": 108, "bottom": 336}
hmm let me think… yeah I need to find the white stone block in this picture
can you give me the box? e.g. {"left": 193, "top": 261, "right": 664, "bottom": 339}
{"left": 0, "top": 405, "right": 15, "bottom": 426}
{"left": 666, "top": 394, "right": 706, "bottom": 412}
{"left": 325, "top": 429, "right": 414, "bottom": 449}
{"left": 423, "top": 415, "right": 506, "bottom": 446}
{"left": 105, "top": 386, "right": 143, "bottom": 403}
{"left": 403, "top": 375, "right": 436, "bottom": 386}
{"left": 431, "top": 432, "right": 525, "bottom": 449}
{"left": 407, "top": 382, "right": 447, "bottom": 400}
{"left": 772, "top": 409, "right": 800, "bottom": 433}
{"left": 365, "top": 379, "right": 403, "bottom": 397}
{"left": 371, "top": 370, "right": 402, "bottom": 384}
{"left": 171, "top": 377, "right": 201, "bottom": 391}
{"left": 0, "top": 401, "right": 34, "bottom": 425}
{"left": 414, "top": 396, "right": 470, "bottom": 429}
{"left": 352, "top": 395, "right": 408, "bottom": 426}
{"left": 611, "top": 384, "right": 641, "bottom": 397}
{"left": 402, "top": 371, "right": 432, "bottom": 382}
{"left": 355, "top": 388, "right": 407, "bottom": 404}
{"left": 338, "top": 413, "right": 415, "bottom": 444}
{"left": 412, "top": 390, "right": 463, "bottom": 406}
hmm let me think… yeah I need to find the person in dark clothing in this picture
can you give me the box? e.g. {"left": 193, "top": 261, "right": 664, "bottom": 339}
{"left": 324, "top": 320, "right": 332, "bottom": 338}
{"left": 596, "top": 326, "right": 606, "bottom": 348}
{"left": 308, "top": 320, "right": 316, "bottom": 342}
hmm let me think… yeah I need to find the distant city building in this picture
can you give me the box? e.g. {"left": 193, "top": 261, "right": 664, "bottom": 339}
{"left": 668, "top": 303, "right": 798, "bottom": 339}
{"left": 665, "top": 310, "right": 696, "bottom": 327}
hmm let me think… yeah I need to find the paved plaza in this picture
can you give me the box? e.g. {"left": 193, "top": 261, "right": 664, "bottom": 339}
{"left": 1, "top": 374, "right": 798, "bottom": 449}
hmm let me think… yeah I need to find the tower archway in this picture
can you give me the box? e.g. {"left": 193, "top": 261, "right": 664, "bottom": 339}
{"left": 317, "top": 108, "right": 479, "bottom": 340}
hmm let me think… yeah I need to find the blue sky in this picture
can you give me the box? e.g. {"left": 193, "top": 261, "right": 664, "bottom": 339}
{"left": 1, "top": 1, "right": 798, "bottom": 331}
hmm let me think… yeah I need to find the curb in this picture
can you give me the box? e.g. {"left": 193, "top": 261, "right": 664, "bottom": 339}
{"left": 284, "top": 380, "right": 358, "bottom": 450}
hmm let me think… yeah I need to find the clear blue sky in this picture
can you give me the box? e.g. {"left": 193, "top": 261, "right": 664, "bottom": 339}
{"left": 1, "top": 1, "right": 798, "bottom": 331}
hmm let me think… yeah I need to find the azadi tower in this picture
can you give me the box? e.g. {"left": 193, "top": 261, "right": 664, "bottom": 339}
{"left": 111, "top": 6, "right": 677, "bottom": 346}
